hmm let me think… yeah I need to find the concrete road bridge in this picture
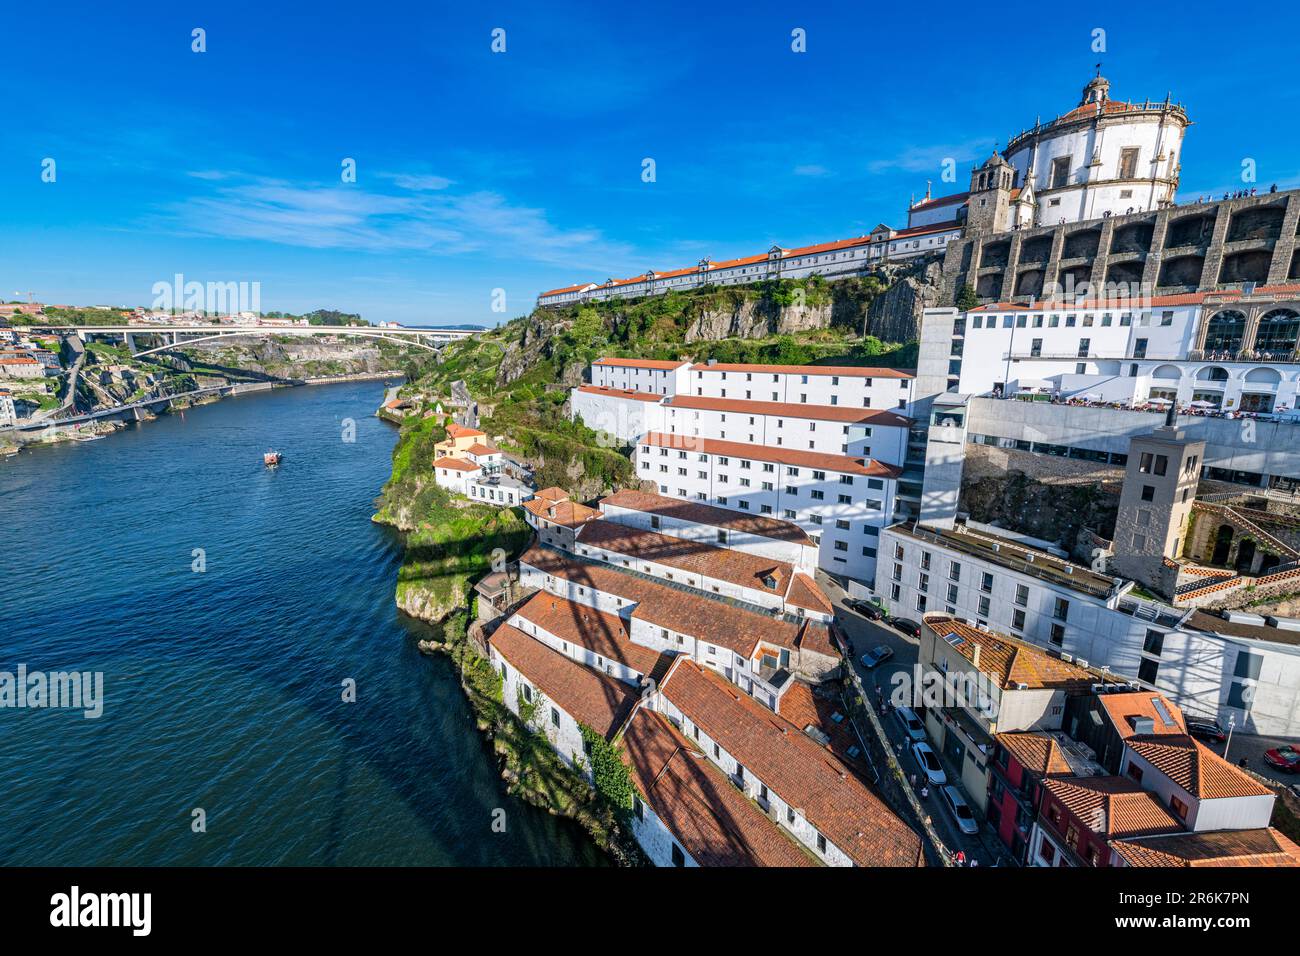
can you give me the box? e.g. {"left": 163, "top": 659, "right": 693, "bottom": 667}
{"left": 19, "top": 324, "right": 476, "bottom": 358}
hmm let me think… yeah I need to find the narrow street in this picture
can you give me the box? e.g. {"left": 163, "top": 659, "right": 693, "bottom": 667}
{"left": 822, "top": 574, "right": 1017, "bottom": 866}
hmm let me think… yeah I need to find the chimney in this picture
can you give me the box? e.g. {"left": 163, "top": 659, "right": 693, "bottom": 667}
{"left": 971, "top": 643, "right": 981, "bottom": 669}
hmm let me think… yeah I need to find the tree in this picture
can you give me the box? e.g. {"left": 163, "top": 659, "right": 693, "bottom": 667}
{"left": 955, "top": 284, "right": 979, "bottom": 312}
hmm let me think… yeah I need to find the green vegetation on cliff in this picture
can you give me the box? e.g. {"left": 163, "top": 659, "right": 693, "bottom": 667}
{"left": 399, "top": 274, "right": 918, "bottom": 500}
{"left": 374, "top": 414, "right": 531, "bottom": 621}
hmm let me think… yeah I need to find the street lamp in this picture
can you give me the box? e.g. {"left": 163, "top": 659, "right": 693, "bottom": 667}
{"left": 1224, "top": 713, "right": 1236, "bottom": 762}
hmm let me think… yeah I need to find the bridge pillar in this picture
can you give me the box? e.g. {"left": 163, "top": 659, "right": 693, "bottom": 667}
{"left": 125, "top": 332, "right": 137, "bottom": 355}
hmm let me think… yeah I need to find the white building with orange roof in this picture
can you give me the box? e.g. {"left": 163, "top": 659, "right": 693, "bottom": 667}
{"left": 535, "top": 222, "right": 962, "bottom": 308}
{"left": 588, "top": 356, "right": 690, "bottom": 396}
{"left": 634, "top": 430, "right": 900, "bottom": 580}
{"left": 434, "top": 422, "right": 487, "bottom": 459}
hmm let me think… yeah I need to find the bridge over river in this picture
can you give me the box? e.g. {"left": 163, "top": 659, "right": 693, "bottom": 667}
{"left": 18, "top": 323, "right": 477, "bottom": 358}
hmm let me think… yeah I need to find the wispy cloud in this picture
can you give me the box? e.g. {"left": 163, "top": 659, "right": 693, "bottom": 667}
{"left": 159, "top": 174, "right": 632, "bottom": 270}
{"left": 793, "top": 164, "right": 831, "bottom": 178}
{"left": 383, "top": 172, "right": 454, "bottom": 191}
{"left": 865, "top": 139, "right": 991, "bottom": 175}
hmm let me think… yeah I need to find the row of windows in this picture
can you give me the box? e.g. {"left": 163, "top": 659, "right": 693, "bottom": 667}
{"left": 971, "top": 310, "right": 1175, "bottom": 330}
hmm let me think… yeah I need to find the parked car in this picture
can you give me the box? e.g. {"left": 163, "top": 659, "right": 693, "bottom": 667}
{"left": 1185, "top": 718, "right": 1228, "bottom": 743}
{"left": 859, "top": 644, "right": 894, "bottom": 669}
{"left": 911, "top": 741, "right": 947, "bottom": 787}
{"left": 1264, "top": 745, "right": 1300, "bottom": 773}
{"left": 890, "top": 618, "right": 922, "bottom": 638}
{"left": 846, "top": 599, "right": 885, "bottom": 621}
{"left": 939, "top": 785, "right": 979, "bottom": 835}
{"left": 895, "top": 705, "right": 927, "bottom": 742}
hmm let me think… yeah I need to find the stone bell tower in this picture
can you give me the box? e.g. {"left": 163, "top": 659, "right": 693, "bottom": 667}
{"left": 966, "top": 150, "right": 1014, "bottom": 236}
{"left": 1112, "top": 407, "right": 1205, "bottom": 598}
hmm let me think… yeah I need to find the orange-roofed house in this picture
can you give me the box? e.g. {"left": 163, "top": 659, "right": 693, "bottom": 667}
{"left": 914, "top": 615, "right": 1116, "bottom": 812}
{"left": 1118, "top": 733, "right": 1275, "bottom": 832}
{"left": 1032, "top": 775, "right": 1184, "bottom": 867}
{"left": 434, "top": 422, "right": 487, "bottom": 460}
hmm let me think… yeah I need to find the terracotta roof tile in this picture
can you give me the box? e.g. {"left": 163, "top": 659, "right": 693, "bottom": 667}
{"left": 687, "top": 363, "right": 913, "bottom": 379}
{"left": 433, "top": 456, "right": 480, "bottom": 472}
{"left": 1126, "top": 735, "right": 1272, "bottom": 799}
{"left": 511, "top": 591, "right": 667, "bottom": 677}
{"left": 599, "top": 489, "right": 814, "bottom": 546}
{"left": 489, "top": 624, "right": 638, "bottom": 741}
{"left": 784, "top": 574, "right": 833, "bottom": 614}
{"left": 642, "top": 431, "right": 901, "bottom": 479}
{"left": 995, "top": 732, "right": 1075, "bottom": 777}
{"left": 620, "top": 709, "right": 816, "bottom": 867}
{"left": 665, "top": 394, "right": 912, "bottom": 427}
{"left": 925, "top": 617, "right": 1098, "bottom": 690}
{"left": 534, "top": 487, "right": 570, "bottom": 503}
{"left": 575, "top": 384, "right": 665, "bottom": 403}
{"left": 593, "top": 357, "right": 688, "bottom": 370}
{"left": 466, "top": 443, "right": 501, "bottom": 456}
{"left": 522, "top": 497, "right": 601, "bottom": 528}
{"left": 519, "top": 544, "right": 835, "bottom": 662}
{"left": 577, "top": 518, "right": 793, "bottom": 596}
{"left": 445, "top": 423, "right": 485, "bottom": 439}
{"left": 1043, "top": 776, "right": 1184, "bottom": 839}
{"left": 1096, "top": 691, "right": 1186, "bottom": 739}
{"left": 660, "top": 659, "right": 922, "bottom": 866}
{"left": 1111, "top": 828, "right": 1300, "bottom": 867}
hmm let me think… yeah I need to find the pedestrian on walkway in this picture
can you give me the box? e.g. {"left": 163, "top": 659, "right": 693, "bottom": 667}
{"left": 920, "top": 785, "right": 929, "bottom": 799}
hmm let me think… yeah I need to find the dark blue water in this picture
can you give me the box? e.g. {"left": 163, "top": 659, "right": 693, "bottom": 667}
{"left": 0, "top": 382, "right": 603, "bottom": 866}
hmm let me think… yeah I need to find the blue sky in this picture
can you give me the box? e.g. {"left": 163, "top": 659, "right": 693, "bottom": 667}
{"left": 3, "top": 1, "right": 1298, "bottom": 325}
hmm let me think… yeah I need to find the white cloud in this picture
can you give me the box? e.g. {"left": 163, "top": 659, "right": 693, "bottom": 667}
{"left": 384, "top": 172, "right": 454, "bottom": 191}
{"left": 793, "top": 164, "right": 830, "bottom": 177}
{"left": 162, "top": 176, "right": 631, "bottom": 269}
{"left": 865, "top": 139, "right": 990, "bottom": 175}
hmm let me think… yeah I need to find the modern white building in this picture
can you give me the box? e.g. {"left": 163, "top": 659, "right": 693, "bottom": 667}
{"left": 939, "top": 289, "right": 1300, "bottom": 413}
{"left": 634, "top": 431, "right": 899, "bottom": 581}
{"left": 0, "top": 388, "right": 15, "bottom": 425}
{"left": 875, "top": 521, "right": 1300, "bottom": 737}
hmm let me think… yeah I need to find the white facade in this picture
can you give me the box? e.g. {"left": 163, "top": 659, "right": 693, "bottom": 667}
{"left": 660, "top": 398, "right": 909, "bottom": 466}
{"left": 876, "top": 524, "right": 1300, "bottom": 737}
{"left": 570, "top": 385, "right": 663, "bottom": 443}
{"left": 571, "top": 382, "right": 913, "bottom": 461}
{"left": 433, "top": 459, "right": 479, "bottom": 495}
{"left": 573, "top": 523, "right": 830, "bottom": 623}
{"left": 537, "top": 224, "right": 960, "bottom": 307}
{"left": 653, "top": 668, "right": 855, "bottom": 867}
{"left": 589, "top": 359, "right": 689, "bottom": 396}
{"left": 1118, "top": 747, "right": 1274, "bottom": 833}
{"left": 686, "top": 363, "right": 914, "bottom": 413}
{"left": 956, "top": 301, "right": 1200, "bottom": 395}
{"left": 636, "top": 436, "right": 896, "bottom": 581}
{"left": 490, "top": 644, "right": 594, "bottom": 773}
{"left": 1001, "top": 75, "right": 1187, "bottom": 227}
{"left": 0, "top": 390, "right": 15, "bottom": 425}
{"left": 465, "top": 478, "right": 529, "bottom": 507}
{"left": 599, "top": 495, "right": 820, "bottom": 574}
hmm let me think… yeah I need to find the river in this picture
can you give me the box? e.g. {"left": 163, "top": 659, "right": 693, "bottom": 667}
{"left": 0, "top": 381, "right": 604, "bottom": 865}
